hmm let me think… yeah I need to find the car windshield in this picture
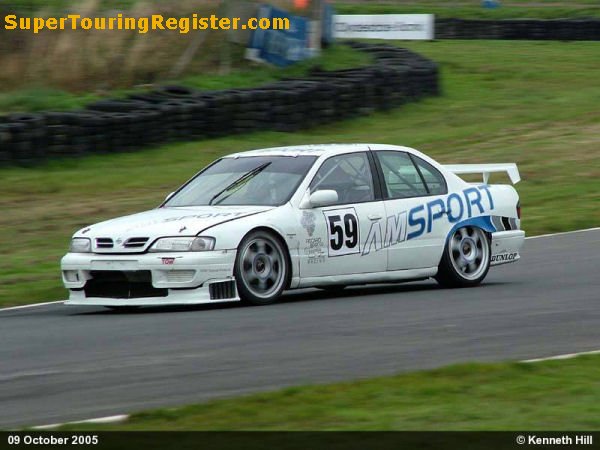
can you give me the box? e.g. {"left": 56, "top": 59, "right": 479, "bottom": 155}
{"left": 165, "top": 156, "right": 317, "bottom": 207}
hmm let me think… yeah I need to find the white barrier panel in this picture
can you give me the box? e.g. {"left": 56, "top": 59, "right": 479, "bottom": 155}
{"left": 333, "top": 14, "right": 434, "bottom": 40}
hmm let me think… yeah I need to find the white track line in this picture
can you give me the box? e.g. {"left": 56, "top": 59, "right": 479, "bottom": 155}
{"left": 525, "top": 226, "right": 600, "bottom": 240}
{"left": 0, "top": 300, "right": 64, "bottom": 313}
{"left": 32, "top": 414, "right": 129, "bottom": 430}
{"left": 522, "top": 350, "right": 600, "bottom": 363}
{"left": 1, "top": 227, "right": 598, "bottom": 313}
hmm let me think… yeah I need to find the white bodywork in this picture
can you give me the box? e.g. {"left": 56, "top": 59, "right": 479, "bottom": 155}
{"left": 61, "top": 144, "right": 525, "bottom": 306}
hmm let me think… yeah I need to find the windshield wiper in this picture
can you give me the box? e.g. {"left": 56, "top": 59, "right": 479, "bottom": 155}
{"left": 208, "top": 162, "right": 272, "bottom": 206}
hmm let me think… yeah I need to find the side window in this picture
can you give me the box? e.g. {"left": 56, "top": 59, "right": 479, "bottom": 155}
{"left": 309, "top": 152, "right": 375, "bottom": 205}
{"left": 411, "top": 155, "right": 447, "bottom": 195}
{"left": 375, "top": 151, "right": 428, "bottom": 199}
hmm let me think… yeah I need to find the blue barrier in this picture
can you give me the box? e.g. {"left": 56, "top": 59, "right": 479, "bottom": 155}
{"left": 247, "top": 4, "right": 310, "bottom": 67}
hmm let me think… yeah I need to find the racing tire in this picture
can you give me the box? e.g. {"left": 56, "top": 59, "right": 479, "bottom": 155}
{"left": 234, "top": 230, "right": 290, "bottom": 306}
{"left": 435, "top": 226, "right": 491, "bottom": 288}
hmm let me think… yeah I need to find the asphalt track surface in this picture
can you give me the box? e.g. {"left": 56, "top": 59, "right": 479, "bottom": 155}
{"left": 1, "top": 229, "right": 598, "bottom": 429}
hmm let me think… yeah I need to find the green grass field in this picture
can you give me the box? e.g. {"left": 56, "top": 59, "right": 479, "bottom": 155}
{"left": 1, "top": 40, "right": 599, "bottom": 307}
{"left": 58, "top": 355, "right": 600, "bottom": 430}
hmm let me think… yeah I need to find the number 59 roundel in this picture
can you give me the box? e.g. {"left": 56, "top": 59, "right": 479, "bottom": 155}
{"left": 323, "top": 208, "right": 360, "bottom": 257}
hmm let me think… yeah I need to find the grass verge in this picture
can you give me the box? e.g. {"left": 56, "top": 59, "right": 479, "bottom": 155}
{"left": 0, "top": 45, "right": 370, "bottom": 114}
{"left": 1, "top": 40, "right": 599, "bottom": 307}
{"left": 58, "top": 355, "right": 600, "bottom": 430}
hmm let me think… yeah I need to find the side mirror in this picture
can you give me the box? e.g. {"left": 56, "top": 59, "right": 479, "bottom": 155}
{"left": 309, "top": 190, "right": 338, "bottom": 208}
{"left": 165, "top": 192, "right": 175, "bottom": 202}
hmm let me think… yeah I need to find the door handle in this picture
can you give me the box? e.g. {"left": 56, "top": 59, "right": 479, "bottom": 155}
{"left": 368, "top": 214, "right": 382, "bottom": 221}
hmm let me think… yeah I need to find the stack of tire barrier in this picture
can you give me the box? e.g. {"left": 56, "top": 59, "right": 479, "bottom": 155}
{"left": 436, "top": 19, "right": 600, "bottom": 40}
{"left": 0, "top": 43, "right": 439, "bottom": 167}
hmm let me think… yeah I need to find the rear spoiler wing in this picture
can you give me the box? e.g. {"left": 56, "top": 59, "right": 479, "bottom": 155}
{"left": 444, "top": 163, "right": 521, "bottom": 184}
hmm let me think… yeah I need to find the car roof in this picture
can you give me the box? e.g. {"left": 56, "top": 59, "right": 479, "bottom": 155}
{"left": 225, "top": 144, "right": 420, "bottom": 159}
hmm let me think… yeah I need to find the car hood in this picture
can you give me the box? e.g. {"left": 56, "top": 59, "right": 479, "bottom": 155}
{"left": 74, "top": 206, "right": 273, "bottom": 253}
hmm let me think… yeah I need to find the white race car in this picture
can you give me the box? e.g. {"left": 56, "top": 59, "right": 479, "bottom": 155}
{"left": 61, "top": 144, "right": 525, "bottom": 308}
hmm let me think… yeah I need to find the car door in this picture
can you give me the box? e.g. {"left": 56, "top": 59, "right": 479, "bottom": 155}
{"left": 298, "top": 152, "right": 387, "bottom": 278}
{"left": 373, "top": 150, "right": 449, "bottom": 271}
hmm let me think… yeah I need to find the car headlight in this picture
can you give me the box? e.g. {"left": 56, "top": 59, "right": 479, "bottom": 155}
{"left": 149, "top": 236, "right": 215, "bottom": 252}
{"left": 70, "top": 237, "right": 91, "bottom": 253}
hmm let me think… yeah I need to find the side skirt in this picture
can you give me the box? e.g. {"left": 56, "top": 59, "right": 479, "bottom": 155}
{"left": 296, "top": 267, "right": 438, "bottom": 289}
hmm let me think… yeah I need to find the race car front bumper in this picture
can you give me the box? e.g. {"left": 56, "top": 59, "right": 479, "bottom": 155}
{"left": 61, "top": 250, "right": 239, "bottom": 306}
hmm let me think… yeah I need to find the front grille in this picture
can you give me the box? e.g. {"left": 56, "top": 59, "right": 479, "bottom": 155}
{"left": 166, "top": 270, "right": 196, "bottom": 283}
{"left": 96, "top": 238, "right": 114, "bottom": 248}
{"left": 84, "top": 270, "right": 167, "bottom": 299}
{"left": 124, "top": 237, "right": 149, "bottom": 248}
{"left": 209, "top": 280, "right": 236, "bottom": 300}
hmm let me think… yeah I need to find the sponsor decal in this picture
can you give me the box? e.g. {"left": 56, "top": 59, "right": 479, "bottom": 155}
{"left": 304, "top": 237, "right": 326, "bottom": 264}
{"left": 323, "top": 207, "right": 360, "bottom": 257}
{"left": 301, "top": 211, "right": 316, "bottom": 237}
{"left": 161, "top": 257, "right": 175, "bottom": 265}
{"left": 200, "top": 267, "right": 227, "bottom": 273}
{"left": 363, "top": 211, "right": 407, "bottom": 256}
{"left": 491, "top": 252, "right": 518, "bottom": 263}
{"left": 333, "top": 14, "right": 434, "bottom": 40}
{"left": 408, "top": 185, "right": 493, "bottom": 240}
{"left": 363, "top": 185, "right": 495, "bottom": 256}
{"left": 162, "top": 211, "right": 254, "bottom": 222}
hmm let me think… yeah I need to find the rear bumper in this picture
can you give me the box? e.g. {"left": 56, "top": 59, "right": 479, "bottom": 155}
{"left": 490, "top": 230, "right": 525, "bottom": 266}
{"left": 61, "top": 250, "right": 239, "bottom": 306}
